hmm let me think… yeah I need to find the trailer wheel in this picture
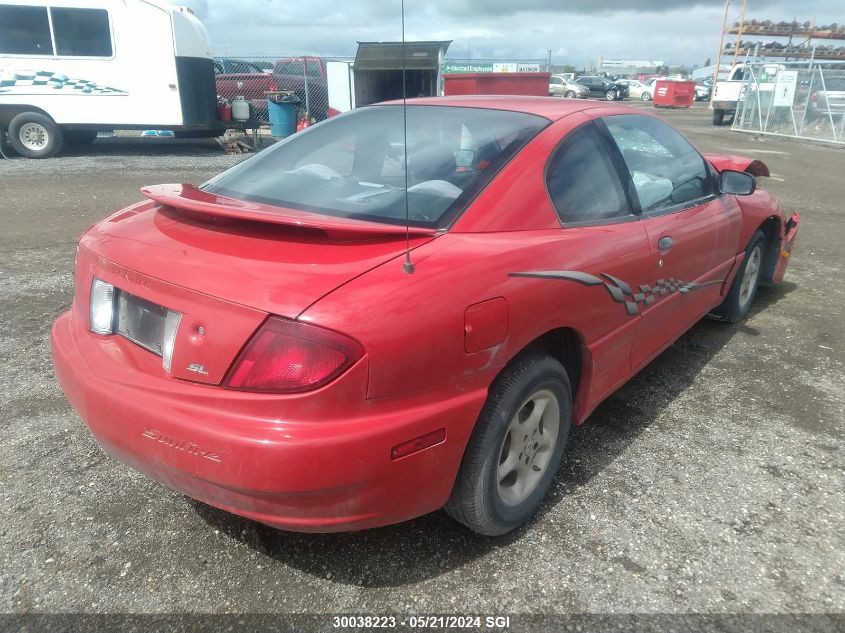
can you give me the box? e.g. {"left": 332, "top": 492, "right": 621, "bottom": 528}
{"left": 9, "top": 112, "right": 63, "bottom": 158}
{"left": 712, "top": 109, "right": 726, "bottom": 126}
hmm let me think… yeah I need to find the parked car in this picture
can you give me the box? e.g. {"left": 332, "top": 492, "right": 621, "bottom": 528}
{"left": 575, "top": 76, "right": 629, "bottom": 100}
{"left": 549, "top": 75, "right": 589, "bottom": 98}
{"left": 615, "top": 79, "right": 652, "bottom": 101}
{"left": 695, "top": 80, "right": 712, "bottom": 101}
{"left": 808, "top": 77, "right": 845, "bottom": 120}
{"left": 51, "top": 98, "right": 799, "bottom": 536}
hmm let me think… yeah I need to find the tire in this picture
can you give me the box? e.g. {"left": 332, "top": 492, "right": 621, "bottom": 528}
{"left": 63, "top": 129, "right": 98, "bottom": 145}
{"left": 9, "top": 112, "right": 63, "bottom": 158}
{"left": 444, "top": 353, "right": 572, "bottom": 536}
{"left": 605, "top": 90, "right": 617, "bottom": 101}
{"left": 710, "top": 230, "right": 766, "bottom": 323}
{"left": 712, "top": 108, "right": 726, "bottom": 126}
{"left": 564, "top": 91, "right": 576, "bottom": 99}
{"left": 641, "top": 92, "right": 652, "bottom": 101}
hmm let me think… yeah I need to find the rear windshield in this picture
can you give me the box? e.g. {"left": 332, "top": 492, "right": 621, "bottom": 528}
{"left": 203, "top": 105, "right": 548, "bottom": 228}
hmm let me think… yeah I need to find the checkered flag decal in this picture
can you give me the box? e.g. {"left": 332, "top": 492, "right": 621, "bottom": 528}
{"left": 509, "top": 270, "right": 722, "bottom": 317}
{"left": 0, "top": 70, "right": 125, "bottom": 94}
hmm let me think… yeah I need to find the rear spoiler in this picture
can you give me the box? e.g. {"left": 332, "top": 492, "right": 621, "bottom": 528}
{"left": 703, "top": 154, "right": 770, "bottom": 178}
{"left": 140, "top": 184, "right": 438, "bottom": 238}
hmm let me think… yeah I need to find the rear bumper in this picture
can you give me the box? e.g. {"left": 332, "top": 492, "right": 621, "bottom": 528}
{"left": 51, "top": 311, "right": 486, "bottom": 532}
{"left": 773, "top": 212, "right": 800, "bottom": 283}
{"left": 712, "top": 101, "right": 736, "bottom": 112}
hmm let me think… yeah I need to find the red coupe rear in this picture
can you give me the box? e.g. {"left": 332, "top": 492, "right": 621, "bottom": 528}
{"left": 51, "top": 97, "right": 799, "bottom": 535}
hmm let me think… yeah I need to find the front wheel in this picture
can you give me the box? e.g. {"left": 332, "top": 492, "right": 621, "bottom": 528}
{"left": 605, "top": 90, "right": 617, "bottom": 101}
{"left": 444, "top": 354, "right": 572, "bottom": 536}
{"left": 641, "top": 92, "right": 652, "bottom": 101}
{"left": 564, "top": 91, "right": 576, "bottom": 99}
{"left": 9, "top": 112, "right": 63, "bottom": 158}
{"left": 710, "top": 230, "right": 766, "bottom": 323}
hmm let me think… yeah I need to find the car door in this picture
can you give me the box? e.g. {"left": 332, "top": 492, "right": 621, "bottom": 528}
{"left": 599, "top": 114, "right": 741, "bottom": 370}
{"left": 542, "top": 121, "right": 652, "bottom": 405}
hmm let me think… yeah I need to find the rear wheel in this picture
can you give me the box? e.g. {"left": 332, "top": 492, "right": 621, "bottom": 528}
{"left": 9, "top": 112, "right": 63, "bottom": 158}
{"left": 712, "top": 108, "right": 726, "bottom": 126}
{"left": 444, "top": 353, "right": 572, "bottom": 536}
{"left": 710, "top": 230, "right": 766, "bottom": 323}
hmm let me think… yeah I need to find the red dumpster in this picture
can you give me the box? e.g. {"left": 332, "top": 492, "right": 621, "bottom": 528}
{"left": 443, "top": 72, "right": 551, "bottom": 97}
{"left": 653, "top": 80, "right": 696, "bottom": 108}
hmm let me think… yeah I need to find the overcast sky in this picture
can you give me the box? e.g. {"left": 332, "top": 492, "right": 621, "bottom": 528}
{"left": 190, "top": 0, "right": 844, "bottom": 68}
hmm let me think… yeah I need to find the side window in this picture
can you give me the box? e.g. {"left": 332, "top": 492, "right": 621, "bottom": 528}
{"left": 0, "top": 5, "right": 52, "bottom": 55}
{"left": 603, "top": 114, "right": 711, "bottom": 213}
{"left": 51, "top": 8, "right": 112, "bottom": 57}
{"left": 213, "top": 61, "right": 223, "bottom": 74}
{"left": 546, "top": 124, "right": 631, "bottom": 224}
{"left": 550, "top": 77, "right": 562, "bottom": 85}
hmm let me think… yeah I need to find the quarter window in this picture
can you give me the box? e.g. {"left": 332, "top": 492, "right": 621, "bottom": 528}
{"left": 51, "top": 8, "right": 112, "bottom": 57}
{"left": 0, "top": 5, "right": 52, "bottom": 55}
{"left": 603, "top": 114, "right": 711, "bottom": 213}
{"left": 546, "top": 124, "right": 631, "bottom": 224}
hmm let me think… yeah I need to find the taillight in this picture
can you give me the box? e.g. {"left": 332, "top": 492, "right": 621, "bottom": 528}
{"left": 224, "top": 317, "right": 363, "bottom": 393}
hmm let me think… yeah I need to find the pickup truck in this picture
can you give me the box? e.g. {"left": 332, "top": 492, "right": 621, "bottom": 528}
{"left": 214, "top": 58, "right": 275, "bottom": 120}
{"left": 213, "top": 56, "right": 330, "bottom": 122}
{"left": 272, "top": 56, "right": 329, "bottom": 121}
{"left": 711, "top": 62, "right": 782, "bottom": 125}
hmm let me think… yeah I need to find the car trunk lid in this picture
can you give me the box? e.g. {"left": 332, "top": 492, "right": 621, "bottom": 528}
{"left": 76, "top": 188, "right": 437, "bottom": 384}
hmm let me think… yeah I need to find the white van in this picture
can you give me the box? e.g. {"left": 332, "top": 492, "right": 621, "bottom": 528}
{"left": 0, "top": 0, "right": 219, "bottom": 157}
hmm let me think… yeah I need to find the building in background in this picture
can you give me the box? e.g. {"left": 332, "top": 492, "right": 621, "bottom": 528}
{"left": 595, "top": 58, "right": 664, "bottom": 76}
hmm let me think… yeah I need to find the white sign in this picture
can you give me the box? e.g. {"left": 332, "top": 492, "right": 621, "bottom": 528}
{"left": 517, "top": 63, "right": 540, "bottom": 72}
{"left": 493, "top": 63, "right": 517, "bottom": 73}
{"left": 773, "top": 70, "right": 798, "bottom": 107}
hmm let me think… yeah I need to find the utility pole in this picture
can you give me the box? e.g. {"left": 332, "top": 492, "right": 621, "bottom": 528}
{"left": 547, "top": 49, "right": 552, "bottom": 72}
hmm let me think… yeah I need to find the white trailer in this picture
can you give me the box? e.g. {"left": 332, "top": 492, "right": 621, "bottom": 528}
{"left": 0, "top": 0, "right": 219, "bottom": 157}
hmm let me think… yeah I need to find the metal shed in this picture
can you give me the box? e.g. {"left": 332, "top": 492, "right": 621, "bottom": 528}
{"left": 353, "top": 40, "right": 451, "bottom": 106}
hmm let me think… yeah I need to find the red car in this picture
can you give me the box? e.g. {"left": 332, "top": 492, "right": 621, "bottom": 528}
{"left": 51, "top": 97, "right": 800, "bottom": 535}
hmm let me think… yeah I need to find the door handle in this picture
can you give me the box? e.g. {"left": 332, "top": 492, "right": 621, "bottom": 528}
{"left": 658, "top": 236, "right": 675, "bottom": 254}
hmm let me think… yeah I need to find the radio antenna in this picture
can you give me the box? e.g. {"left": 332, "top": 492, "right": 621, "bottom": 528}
{"left": 401, "top": 0, "right": 415, "bottom": 274}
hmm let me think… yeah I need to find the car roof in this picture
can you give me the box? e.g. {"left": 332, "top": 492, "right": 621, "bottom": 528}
{"left": 377, "top": 95, "right": 608, "bottom": 121}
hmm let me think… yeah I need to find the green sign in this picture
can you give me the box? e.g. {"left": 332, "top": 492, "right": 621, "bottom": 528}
{"left": 442, "top": 62, "right": 494, "bottom": 73}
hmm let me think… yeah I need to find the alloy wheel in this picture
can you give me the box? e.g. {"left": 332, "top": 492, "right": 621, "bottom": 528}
{"left": 496, "top": 389, "right": 561, "bottom": 506}
{"left": 738, "top": 245, "right": 762, "bottom": 310}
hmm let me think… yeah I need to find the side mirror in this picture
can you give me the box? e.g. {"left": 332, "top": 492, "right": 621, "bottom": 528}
{"left": 719, "top": 169, "right": 756, "bottom": 196}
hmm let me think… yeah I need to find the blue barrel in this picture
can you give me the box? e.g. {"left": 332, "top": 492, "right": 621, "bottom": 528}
{"left": 267, "top": 93, "right": 299, "bottom": 138}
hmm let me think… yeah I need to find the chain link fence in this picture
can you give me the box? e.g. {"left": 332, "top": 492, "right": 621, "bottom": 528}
{"left": 214, "top": 56, "right": 351, "bottom": 125}
{"left": 732, "top": 61, "right": 845, "bottom": 144}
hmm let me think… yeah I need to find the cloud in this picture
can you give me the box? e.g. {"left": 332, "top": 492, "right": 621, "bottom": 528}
{"left": 192, "top": 0, "right": 845, "bottom": 67}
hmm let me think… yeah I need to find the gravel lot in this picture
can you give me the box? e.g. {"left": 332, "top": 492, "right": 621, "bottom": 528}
{"left": 1, "top": 104, "right": 843, "bottom": 625}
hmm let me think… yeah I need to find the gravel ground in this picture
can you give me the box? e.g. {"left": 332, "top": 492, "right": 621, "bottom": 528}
{"left": 1, "top": 105, "right": 843, "bottom": 626}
